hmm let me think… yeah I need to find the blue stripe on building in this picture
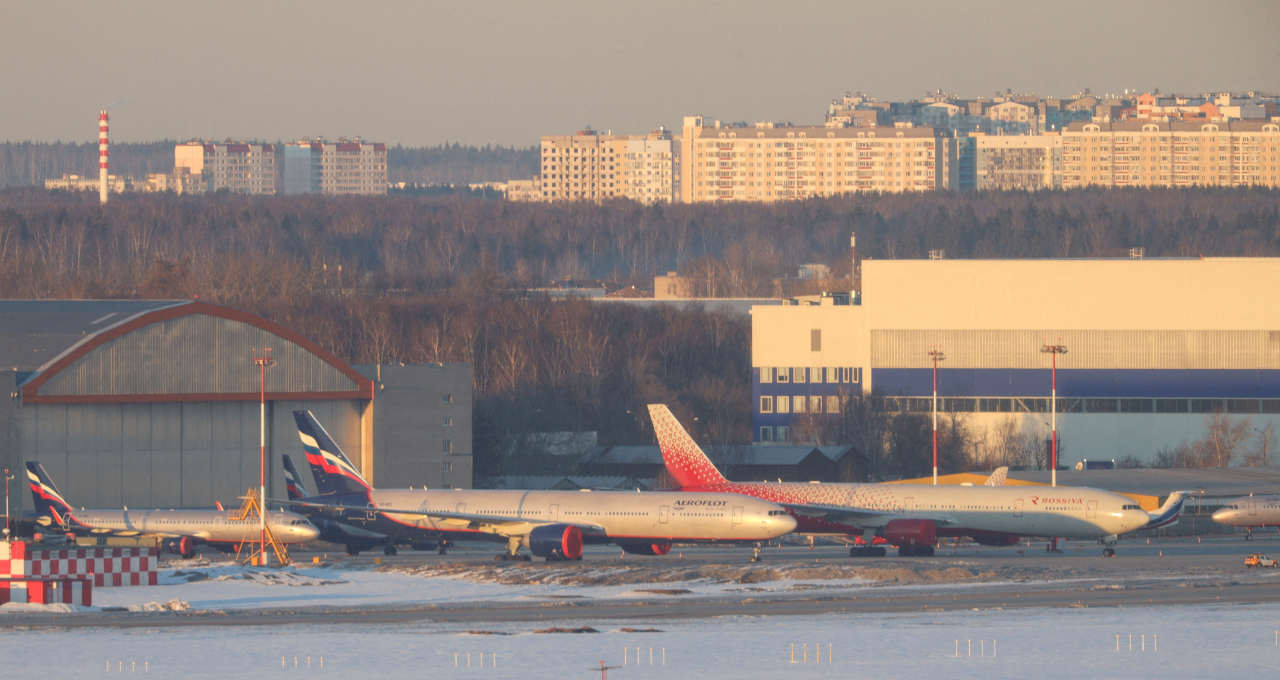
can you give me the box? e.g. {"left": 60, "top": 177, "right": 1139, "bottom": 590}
{"left": 870, "top": 368, "right": 1280, "bottom": 399}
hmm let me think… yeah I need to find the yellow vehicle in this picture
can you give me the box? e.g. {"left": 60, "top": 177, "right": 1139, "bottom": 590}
{"left": 1244, "top": 553, "right": 1278, "bottom": 568}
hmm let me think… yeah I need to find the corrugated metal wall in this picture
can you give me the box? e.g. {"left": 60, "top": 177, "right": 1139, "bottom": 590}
{"left": 39, "top": 314, "right": 358, "bottom": 396}
{"left": 872, "top": 329, "right": 1280, "bottom": 370}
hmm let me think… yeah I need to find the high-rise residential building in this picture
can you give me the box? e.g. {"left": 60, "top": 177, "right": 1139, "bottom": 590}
{"left": 278, "top": 139, "right": 387, "bottom": 195}
{"left": 173, "top": 141, "right": 277, "bottom": 194}
{"left": 1062, "top": 119, "right": 1280, "bottom": 189}
{"left": 539, "top": 129, "right": 675, "bottom": 204}
{"left": 680, "top": 116, "right": 948, "bottom": 203}
{"left": 973, "top": 133, "right": 1062, "bottom": 190}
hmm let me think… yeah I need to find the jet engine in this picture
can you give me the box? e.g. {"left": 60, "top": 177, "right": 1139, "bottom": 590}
{"left": 528, "top": 524, "right": 583, "bottom": 561}
{"left": 618, "top": 541, "right": 672, "bottom": 556}
{"left": 884, "top": 519, "right": 937, "bottom": 556}
{"left": 161, "top": 536, "right": 196, "bottom": 558}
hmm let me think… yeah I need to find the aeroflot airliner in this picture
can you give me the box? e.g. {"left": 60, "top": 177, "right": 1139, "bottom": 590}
{"left": 648, "top": 404, "right": 1180, "bottom": 557}
{"left": 25, "top": 462, "right": 319, "bottom": 558}
{"left": 288, "top": 410, "right": 796, "bottom": 561}
{"left": 1212, "top": 494, "right": 1280, "bottom": 539}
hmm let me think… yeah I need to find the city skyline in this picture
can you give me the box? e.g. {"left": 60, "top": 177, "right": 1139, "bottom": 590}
{"left": 3, "top": 0, "right": 1277, "bottom": 147}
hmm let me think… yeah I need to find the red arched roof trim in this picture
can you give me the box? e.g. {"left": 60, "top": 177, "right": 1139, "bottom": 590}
{"left": 20, "top": 301, "right": 374, "bottom": 404}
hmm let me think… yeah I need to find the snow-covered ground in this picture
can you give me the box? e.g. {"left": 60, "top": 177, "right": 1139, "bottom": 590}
{"left": 2, "top": 559, "right": 1279, "bottom": 678}
{"left": 3, "top": 603, "right": 1279, "bottom": 679}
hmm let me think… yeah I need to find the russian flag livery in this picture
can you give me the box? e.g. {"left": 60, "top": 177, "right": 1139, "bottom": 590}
{"left": 25, "top": 461, "right": 84, "bottom": 530}
{"left": 647, "top": 404, "right": 728, "bottom": 489}
{"left": 293, "top": 410, "right": 371, "bottom": 496}
{"left": 282, "top": 454, "right": 309, "bottom": 501}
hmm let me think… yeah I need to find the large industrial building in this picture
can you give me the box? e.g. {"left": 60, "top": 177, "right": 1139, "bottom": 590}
{"left": 751, "top": 257, "right": 1280, "bottom": 466}
{"left": 0, "top": 301, "right": 471, "bottom": 519}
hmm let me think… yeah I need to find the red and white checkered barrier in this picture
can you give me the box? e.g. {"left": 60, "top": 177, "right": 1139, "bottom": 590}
{"left": 0, "top": 541, "right": 158, "bottom": 587}
{"left": 0, "top": 577, "right": 92, "bottom": 606}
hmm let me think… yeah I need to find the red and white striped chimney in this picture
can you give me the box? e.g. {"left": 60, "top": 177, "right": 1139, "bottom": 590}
{"left": 98, "top": 109, "right": 109, "bottom": 204}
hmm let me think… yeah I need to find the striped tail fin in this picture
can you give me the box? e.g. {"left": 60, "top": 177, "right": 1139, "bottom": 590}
{"left": 282, "top": 454, "right": 310, "bottom": 501}
{"left": 293, "top": 410, "right": 371, "bottom": 496}
{"left": 25, "top": 461, "right": 83, "bottom": 530}
{"left": 647, "top": 404, "right": 728, "bottom": 488}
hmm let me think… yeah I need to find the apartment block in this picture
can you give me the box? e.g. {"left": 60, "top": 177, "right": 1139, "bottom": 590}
{"left": 680, "top": 116, "right": 947, "bottom": 203}
{"left": 1062, "top": 120, "right": 1280, "bottom": 189}
{"left": 278, "top": 139, "right": 387, "bottom": 195}
{"left": 539, "top": 129, "right": 675, "bottom": 204}
{"left": 974, "top": 133, "right": 1062, "bottom": 190}
{"left": 174, "top": 141, "right": 277, "bottom": 194}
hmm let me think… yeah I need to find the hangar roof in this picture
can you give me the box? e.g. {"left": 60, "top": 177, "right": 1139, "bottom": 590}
{"left": 0, "top": 300, "right": 186, "bottom": 377}
{"left": 7, "top": 299, "right": 372, "bottom": 403}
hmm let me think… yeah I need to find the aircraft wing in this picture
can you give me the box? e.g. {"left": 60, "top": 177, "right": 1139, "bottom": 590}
{"left": 781, "top": 502, "right": 958, "bottom": 528}
{"left": 277, "top": 498, "right": 610, "bottom": 538}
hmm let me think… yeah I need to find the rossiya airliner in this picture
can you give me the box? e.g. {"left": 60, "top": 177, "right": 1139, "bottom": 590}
{"left": 1212, "top": 494, "right": 1280, "bottom": 540}
{"left": 288, "top": 410, "right": 796, "bottom": 561}
{"left": 648, "top": 404, "right": 1181, "bottom": 557}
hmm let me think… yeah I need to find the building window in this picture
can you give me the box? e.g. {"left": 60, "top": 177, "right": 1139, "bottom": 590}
{"left": 443, "top": 393, "right": 454, "bottom": 404}
{"left": 760, "top": 367, "right": 772, "bottom": 383}
{"left": 443, "top": 416, "right": 453, "bottom": 427}
{"left": 811, "top": 329, "right": 822, "bottom": 351}
{"left": 443, "top": 439, "right": 453, "bottom": 454}
{"left": 776, "top": 426, "right": 790, "bottom": 442}
{"left": 776, "top": 396, "right": 790, "bottom": 414}
{"left": 793, "top": 367, "right": 807, "bottom": 384}
{"left": 776, "top": 368, "right": 789, "bottom": 384}
{"left": 760, "top": 396, "right": 774, "bottom": 414}
{"left": 810, "top": 396, "right": 823, "bottom": 414}
{"left": 826, "top": 396, "right": 842, "bottom": 414}
{"left": 793, "top": 396, "right": 806, "bottom": 413}
{"left": 443, "top": 461, "right": 454, "bottom": 473}
{"left": 760, "top": 427, "right": 773, "bottom": 442}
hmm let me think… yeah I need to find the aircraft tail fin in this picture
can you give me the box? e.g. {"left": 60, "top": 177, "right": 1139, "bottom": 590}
{"left": 293, "top": 410, "right": 371, "bottom": 496}
{"left": 647, "top": 404, "right": 728, "bottom": 488}
{"left": 1146, "top": 490, "right": 1189, "bottom": 529}
{"left": 984, "top": 466, "right": 1009, "bottom": 487}
{"left": 282, "top": 454, "right": 310, "bottom": 501}
{"left": 24, "top": 461, "right": 81, "bottom": 530}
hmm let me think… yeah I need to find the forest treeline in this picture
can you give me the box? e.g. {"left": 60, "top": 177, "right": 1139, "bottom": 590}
{"left": 1, "top": 187, "right": 1277, "bottom": 476}
{"left": 0, "top": 142, "right": 537, "bottom": 188}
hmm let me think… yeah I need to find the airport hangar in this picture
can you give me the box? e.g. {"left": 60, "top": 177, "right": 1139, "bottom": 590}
{"left": 750, "top": 257, "right": 1280, "bottom": 466}
{"left": 0, "top": 300, "right": 472, "bottom": 519}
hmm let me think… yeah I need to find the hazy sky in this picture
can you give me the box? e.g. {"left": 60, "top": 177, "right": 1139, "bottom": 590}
{"left": 3, "top": 0, "right": 1277, "bottom": 147}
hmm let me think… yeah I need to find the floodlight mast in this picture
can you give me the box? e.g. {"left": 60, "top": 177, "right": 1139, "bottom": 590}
{"left": 1040, "top": 344, "right": 1068, "bottom": 488}
{"left": 252, "top": 347, "right": 275, "bottom": 565}
{"left": 928, "top": 349, "right": 946, "bottom": 485}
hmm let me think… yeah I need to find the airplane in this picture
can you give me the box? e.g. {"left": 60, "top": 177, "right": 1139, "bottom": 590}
{"left": 25, "top": 461, "right": 320, "bottom": 558}
{"left": 282, "top": 453, "right": 438, "bottom": 555}
{"left": 288, "top": 410, "right": 796, "bottom": 561}
{"left": 647, "top": 404, "right": 1179, "bottom": 557}
{"left": 1212, "top": 494, "right": 1280, "bottom": 540}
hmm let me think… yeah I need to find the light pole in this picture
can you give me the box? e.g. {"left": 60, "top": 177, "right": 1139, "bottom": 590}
{"left": 928, "top": 349, "right": 946, "bottom": 485}
{"left": 252, "top": 347, "right": 274, "bottom": 566}
{"left": 3, "top": 467, "right": 13, "bottom": 542}
{"left": 1040, "top": 344, "right": 1068, "bottom": 488}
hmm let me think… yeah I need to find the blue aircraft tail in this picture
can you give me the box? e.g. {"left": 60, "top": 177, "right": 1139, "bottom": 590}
{"left": 282, "top": 454, "right": 310, "bottom": 501}
{"left": 1145, "top": 490, "right": 1188, "bottom": 529}
{"left": 25, "top": 461, "right": 87, "bottom": 530}
{"left": 293, "top": 410, "right": 372, "bottom": 496}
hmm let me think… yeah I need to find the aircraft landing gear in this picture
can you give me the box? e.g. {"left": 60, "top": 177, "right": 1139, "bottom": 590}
{"left": 750, "top": 542, "right": 763, "bottom": 563}
{"left": 438, "top": 541, "right": 449, "bottom": 555}
{"left": 1245, "top": 528, "right": 1253, "bottom": 541}
{"left": 383, "top": 544, "right": 398, "bottom": 556}
{"left": 1102, "top": 547, "right": 1115, "bottom": 557}
{"left": 1100, "top": 534, "right": 1118, "bottom": 557}
{"left": 1047, "top": 537, "right": 1063, "bottom": 553}
{"left": 496, "top": 536, "right": 530, "bottom": 561}
{"left": 345, "top": 545, "right": 360, "bottom": 556}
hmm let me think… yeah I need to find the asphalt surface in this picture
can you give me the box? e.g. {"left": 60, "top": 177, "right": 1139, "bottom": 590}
{"left": 5, "top": 534, "right": 1280, "bottom": 629}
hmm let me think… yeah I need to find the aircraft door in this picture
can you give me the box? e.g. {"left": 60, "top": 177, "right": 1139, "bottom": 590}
{"left": 732, "top": 506, "right": 743, "bottom": 525}
{"left": 1086, "top": 500, "right": 1097, "bottom": 520}
{"left": 1013, "top": 499, "right": 1024, "bottom": 518}
{"left": 659, "top": 506, "right": 669, "bottom": 524}
{"left": 903, "top": 497, "right": 915, "bottom": 513}
{"left": 1249, "top": 500, "right": 1258, "bottom": 517}
{"left": 549, "top": 504, "right": 560, "bottom": 522}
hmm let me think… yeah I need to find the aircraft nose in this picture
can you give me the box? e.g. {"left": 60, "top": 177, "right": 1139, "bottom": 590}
{"left": 298, "top": 523, "right": 321, "bottom": 541}
{"left": 1211, "top": 508, "right": 1231, "bottom": 522}
{"left": 772, "top": 513, "right": 797, "bottom": 535}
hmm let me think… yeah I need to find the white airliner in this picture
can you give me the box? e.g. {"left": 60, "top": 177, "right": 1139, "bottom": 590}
{"left": 289, "top": 410, "right": 796, "bottom": 561}
{"left": 648, "top": 404, "right": 1181, "bottom": 557}
{"left": 26, "top": 462, "right": 320, "bottom": 558}
{"left": 1212, "top": 495, "right": 1280, "bottom": 539}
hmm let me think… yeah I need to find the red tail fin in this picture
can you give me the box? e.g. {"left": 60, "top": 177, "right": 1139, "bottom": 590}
{"left": 647, "top": 404, "right": 728, "bottom": 488}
